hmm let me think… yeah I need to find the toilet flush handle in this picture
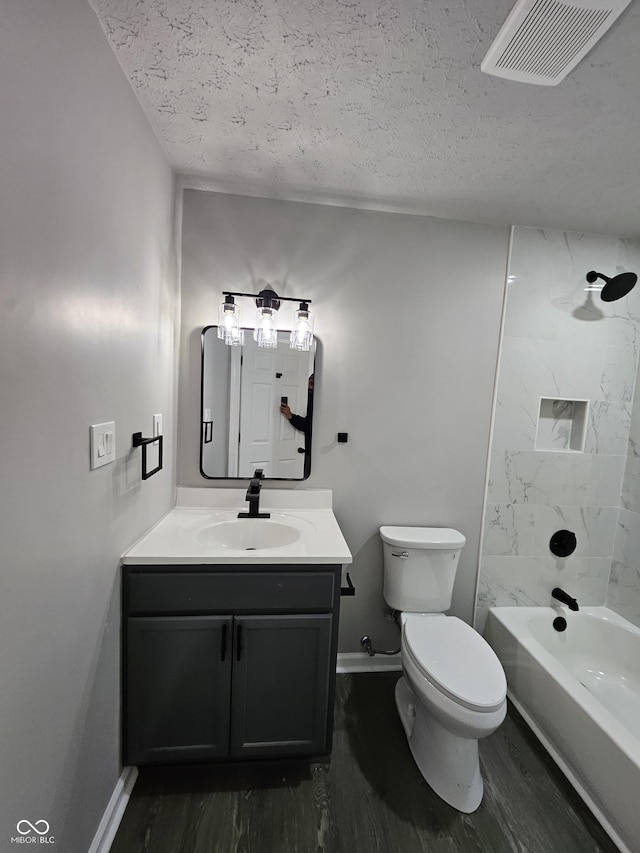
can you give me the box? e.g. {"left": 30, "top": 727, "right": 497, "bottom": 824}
{"left": 391, "top": 551, "right": 409, "bottom": 558}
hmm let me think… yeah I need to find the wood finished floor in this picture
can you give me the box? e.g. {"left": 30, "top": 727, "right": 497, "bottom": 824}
{"left": 110, "top": 672, "right": 619, "bottom": 853}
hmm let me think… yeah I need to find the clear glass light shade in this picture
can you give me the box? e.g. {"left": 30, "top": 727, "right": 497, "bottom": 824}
{"left": 290, "top": 307, "right": 314, "bottom": 351}
{"left": 217, "top": 299, "right": 244, "bottom": 346}
{"left": 254, "top": 306, "right": 278, "bottom": 349}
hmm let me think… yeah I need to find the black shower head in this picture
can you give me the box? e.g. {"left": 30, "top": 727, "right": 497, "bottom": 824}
{"left": 586, "top": 270, "right": 638, "bottom": 302}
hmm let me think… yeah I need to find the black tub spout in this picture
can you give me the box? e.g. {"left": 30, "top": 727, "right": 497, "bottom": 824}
{"left": 551, "top": 587, "right": 579, "bottom": 611}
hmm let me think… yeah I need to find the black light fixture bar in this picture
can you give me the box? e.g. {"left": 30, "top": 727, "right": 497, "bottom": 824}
{"left": 222, "top": 290, "right": 312, "bottom": 305}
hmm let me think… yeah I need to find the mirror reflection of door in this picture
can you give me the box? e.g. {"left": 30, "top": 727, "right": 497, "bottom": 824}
{"left": 234, "top": 340, "right": 309, "bottom": 477}
{"left": 201, "top": 327, "right": 316, "bottom": 480}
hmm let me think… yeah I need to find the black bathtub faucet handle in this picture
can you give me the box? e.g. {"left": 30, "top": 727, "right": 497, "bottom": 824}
{"left": 549, "top": 529, "right": 577, "bottom": 558}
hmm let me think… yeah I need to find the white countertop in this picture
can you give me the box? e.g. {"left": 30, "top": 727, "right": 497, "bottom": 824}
{"left": 123, "top": 488, "right": 353, "bottom": 566}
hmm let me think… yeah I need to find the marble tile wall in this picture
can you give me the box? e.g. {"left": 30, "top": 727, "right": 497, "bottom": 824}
{"left": 610, "top": 363, "right": 640, "bottom": 628}
{"left": 476, "top": 226, "right": 640, "bottom": 632}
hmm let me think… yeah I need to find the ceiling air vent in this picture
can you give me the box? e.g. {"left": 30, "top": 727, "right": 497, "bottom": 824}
{"left": 481, "top": 0, "right": 633, "bottom": 85}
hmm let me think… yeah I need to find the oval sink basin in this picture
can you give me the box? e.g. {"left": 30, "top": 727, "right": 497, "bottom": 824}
{"left": 196, "top": 519, "right": 304, "bottom": 550}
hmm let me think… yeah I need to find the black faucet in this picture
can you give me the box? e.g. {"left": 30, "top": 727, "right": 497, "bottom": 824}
{"left": 551, "top": 587, "right": 579, "bottom": 611}
{"left": 238, "top": 468, "right": 270, "bottom": 519}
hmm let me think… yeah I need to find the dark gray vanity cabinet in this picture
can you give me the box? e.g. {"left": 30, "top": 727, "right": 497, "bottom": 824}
{"left": 123, "top": 564, "right": 341, "bottom": 766}
{"left": 126, "top": 615, "right": 232, "bottom": 763}
{"left": 229, "top": 613, "right": 333, "bottom": 758}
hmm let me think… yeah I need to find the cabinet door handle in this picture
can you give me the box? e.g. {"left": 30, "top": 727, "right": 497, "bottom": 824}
{"left": 236, "top": 624, "right": 242, "bottom": 661}
{"left": 221, "top": 623, "right": 228, "bottom": 661}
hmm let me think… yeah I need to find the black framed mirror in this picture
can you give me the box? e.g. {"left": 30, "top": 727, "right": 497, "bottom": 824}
{"left": 200, "top": 326, "right": 316, "bottom": 480}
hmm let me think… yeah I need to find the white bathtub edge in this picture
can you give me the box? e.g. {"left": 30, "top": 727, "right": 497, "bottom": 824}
{"left": 507, "top": 691, "right": 631, "bottom": 853}
{"left": 487, "top": 606, "right": 640, "bottom": 767}
{"left": 486, "top": 605, "right": 640, "bottom": 853}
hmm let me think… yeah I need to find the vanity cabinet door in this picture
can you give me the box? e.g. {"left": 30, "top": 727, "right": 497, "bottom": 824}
{"left": 126, "top": 615, "right": 232, "bottom": 765}
{"left": 230, "top": 614, "right": 333, "bottom": 758}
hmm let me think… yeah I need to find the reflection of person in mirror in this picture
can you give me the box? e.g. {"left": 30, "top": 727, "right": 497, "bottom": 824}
{"left": 280, "top": 374, "right": 314, "bottom": 435}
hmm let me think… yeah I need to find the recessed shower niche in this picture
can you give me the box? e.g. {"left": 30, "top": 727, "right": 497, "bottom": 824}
{"left": 535, "top": 398, "right": 589, "bottom": 452}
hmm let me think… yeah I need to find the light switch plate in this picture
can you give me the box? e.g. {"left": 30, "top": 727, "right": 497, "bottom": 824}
{"left": 153, "top": 413, "right": 163, "bottom": 437}
{"left": 90, "top": 421, "right": 116, "bottom": 469}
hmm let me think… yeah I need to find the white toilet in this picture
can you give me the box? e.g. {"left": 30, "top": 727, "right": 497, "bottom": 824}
{"left": 380, "top": 525, "right": 507, "bottom": 813}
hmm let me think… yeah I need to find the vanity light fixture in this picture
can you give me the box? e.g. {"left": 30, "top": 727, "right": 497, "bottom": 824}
{"left": 254, "top": 287, "right": 280, "bottom": 350}
{"left": 217, "top": 294, "right": 244, "bottom": 346}
{"left": 219, "top": 287, "right": 314, "bottom": 350}
{"left": 290, "top": 302, "right": 315, "bottom": 352}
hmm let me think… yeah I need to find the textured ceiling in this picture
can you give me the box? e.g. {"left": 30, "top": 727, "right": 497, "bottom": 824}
{"left": 90, "top": 0, "right": 640, "bottom": 235}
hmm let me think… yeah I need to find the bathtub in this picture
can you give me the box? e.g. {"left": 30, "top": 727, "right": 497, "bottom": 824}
{"left": 484, "top": 606, "right": 640, "bottom": 853}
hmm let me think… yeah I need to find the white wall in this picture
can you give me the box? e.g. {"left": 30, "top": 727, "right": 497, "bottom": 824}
{"left": 0, "top": 1, "right": 178, "bottom": 850}
{"left": 178, "top": 189, "right": 509, "bottom": 650}
{"left": 478, "top": 227, "right": 640, "bottom": 631}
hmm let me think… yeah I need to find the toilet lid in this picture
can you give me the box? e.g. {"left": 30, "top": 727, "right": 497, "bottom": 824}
{"left": 403, "top": 616, "right": 507, "bottom": 711}
{"left": 380, "top": 526, "right": 466, "bottom": 549}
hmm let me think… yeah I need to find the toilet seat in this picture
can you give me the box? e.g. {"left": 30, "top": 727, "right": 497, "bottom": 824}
{"left": 402, "top": 615, "right": 506, "bottom": 713}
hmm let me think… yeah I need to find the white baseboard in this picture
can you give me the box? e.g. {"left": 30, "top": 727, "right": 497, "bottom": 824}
{"left": 337, "top": 652, "right": 402, "bottom": 673}
{"left": 88, "top": 765, "right": 138, "bottom": 853}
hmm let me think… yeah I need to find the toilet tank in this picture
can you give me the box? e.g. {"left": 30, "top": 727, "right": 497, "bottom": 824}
{"left": 380, "top": 526, "right": 466, "bottom": 612}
